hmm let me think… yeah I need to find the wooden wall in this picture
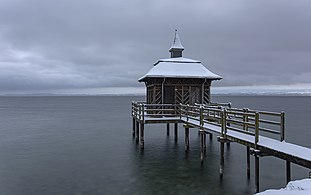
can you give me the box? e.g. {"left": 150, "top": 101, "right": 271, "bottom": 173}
{"left": 145, "top": 78, "right": 211, "bottom": 105}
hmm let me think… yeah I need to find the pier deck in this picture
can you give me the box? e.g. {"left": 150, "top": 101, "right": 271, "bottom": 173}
{"left": 131, "top": 102, "right": 311, "bottom": 192}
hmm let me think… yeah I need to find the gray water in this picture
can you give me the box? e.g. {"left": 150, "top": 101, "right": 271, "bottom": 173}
{"left": 0, "top": 96, "right": 310, "bottom": 195}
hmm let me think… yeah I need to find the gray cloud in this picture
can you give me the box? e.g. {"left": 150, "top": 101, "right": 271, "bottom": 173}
{"left": 0, "top": 0, "right": 310, "bottom": 92}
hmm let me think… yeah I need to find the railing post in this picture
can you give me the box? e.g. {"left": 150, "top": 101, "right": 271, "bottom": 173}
{"left": 179, "top": 104, "right": 182, "bottom": 119}
{"left": 131, "top": 102, "right": 133, "bottom": 117}
{"left": 220, "top": 108, "right": 224, "bottom": 135}
{"left": 142, "top": 103, "right": 145, "bottom": 122}
{"left": 244, "top": 108, "right": 251, "bottom": 179}
{"left": 280, "top": 111, "right": 285, "bottom": 141}
{"left": 200, "top": 105, "right": 204, "bottom": 128}
{"left": 223, "top": 108, "right": 227, "bottom": 135}
{"left": 186, "top": 104, "right": 189, "bottom": 122}
{"left": 138, "top": 104, "right": 141, "bottom": 121}
{"left": 255, "top": 112, "right": 260, "bottom": 147}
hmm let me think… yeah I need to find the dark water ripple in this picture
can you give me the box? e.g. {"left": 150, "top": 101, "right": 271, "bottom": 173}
{"left": 0, "top": 96, "right": 310, "bottom": 195}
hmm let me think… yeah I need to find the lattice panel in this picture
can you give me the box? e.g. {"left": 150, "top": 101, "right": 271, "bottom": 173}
{"left": 175, "top": 86, "right": 182, "bottom": 105}
{"left": 203, "top": 85, "right": 210, "bottom": 104}
{"left": 153, "top": 86, "right": 162, "bottom": 104}
{"left": 183, "top": 86, "right": 190, "bottom": 105}
{"left": 147, "top": 87, "right": 153, "bottom": 104}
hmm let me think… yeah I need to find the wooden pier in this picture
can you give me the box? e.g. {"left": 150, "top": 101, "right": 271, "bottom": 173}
{"left": 131, "top": 101, "right": 311, "bottom": 193}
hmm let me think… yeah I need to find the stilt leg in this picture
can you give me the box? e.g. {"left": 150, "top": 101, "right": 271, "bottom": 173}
{"left": 167, "top": 123, "right": 170, "bottom": 136}
{"left": 255, "top": 155, "right": 260, "bottom": 193}
{"left": 135, "top": 121, "right": 139, "bottom": 144}
{"left": 286, "top": 160, "right": 291, "bottom": 184}
{"left": 140, "top": 124, "right": 144, "bottom": 149}
{"left": 203, "top": 132, "right": 206, "bottom": 152}
{"left": 220, "top": 139, "right": 225, "bottom": 179}
{"left": 132, "top": 118, "right": 135, "bottom": 138}
{"left": 174, "top": 123, "right": 178, "bottom": 141}
{"left": 246, "top": 146, "right": 251, "bottom": 179}
{"left": 185, "top": 127, "right": 189, "bottom": 152}
{"left": 200, "top": 131, "right": 204, "bottom": 164}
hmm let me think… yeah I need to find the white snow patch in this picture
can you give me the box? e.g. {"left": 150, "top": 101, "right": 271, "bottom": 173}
{"left": 139, "top": 57, "right": 222, "bottom": 81}
{"left": 155, "top": 57, "right": 201, "bottom": 64}
{"left": 256, "top": 179, "right": 311, "bottom": 195}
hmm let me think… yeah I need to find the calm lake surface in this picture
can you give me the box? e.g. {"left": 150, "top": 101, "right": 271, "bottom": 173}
{"left": 0, "top": 96, "right": 310, "bottom": 195}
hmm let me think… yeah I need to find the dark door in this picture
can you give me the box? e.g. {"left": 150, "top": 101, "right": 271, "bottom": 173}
{"left": 164, "top": 86, "right": 175, "bottom": 104}
{"left": 190, "top": 87, "right": 202, "bottom": 105}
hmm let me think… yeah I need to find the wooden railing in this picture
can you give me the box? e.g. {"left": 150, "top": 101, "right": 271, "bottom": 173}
{"left": 132, "top": 102, "right": 285, "bottom": 144}
{"left": 132, "top": 101, "right": 181, "bottom": 121}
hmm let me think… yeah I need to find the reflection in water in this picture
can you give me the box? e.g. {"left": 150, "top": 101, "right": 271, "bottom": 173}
{"left": 131, "top": 124, "right": 253, "bottom": 195}
{"left": 0, "top": 96, "right": 309, "bottom": 194}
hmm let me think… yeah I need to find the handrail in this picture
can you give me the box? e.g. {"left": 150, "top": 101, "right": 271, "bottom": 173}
{"left": 131, "top": 102, "right": 285, "bottom": 144}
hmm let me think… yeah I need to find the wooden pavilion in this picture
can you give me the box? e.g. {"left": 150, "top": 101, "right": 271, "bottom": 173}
{"left": 139, "top": 30, "right": 222, "bottom": 105}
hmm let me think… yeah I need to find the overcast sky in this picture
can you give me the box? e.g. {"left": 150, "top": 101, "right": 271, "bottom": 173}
{"left": 0, "top": 0, "right": 310, "bottom": 94}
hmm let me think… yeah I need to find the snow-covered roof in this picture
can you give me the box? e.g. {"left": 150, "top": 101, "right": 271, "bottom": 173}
{"left": 169, "top": 30, "right": 184, "bottom": 51}
{"left": 139, "top": 57, "right": 222, "bottom": 82}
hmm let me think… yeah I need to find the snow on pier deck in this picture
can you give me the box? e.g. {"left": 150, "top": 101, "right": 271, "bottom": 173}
{"left": 131, "top": 102, "right": 311, "bottom": 192}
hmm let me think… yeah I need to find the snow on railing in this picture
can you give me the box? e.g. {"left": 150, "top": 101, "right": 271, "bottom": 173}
{"left": 131, "top": 102, "right": 285, "bottom": 144}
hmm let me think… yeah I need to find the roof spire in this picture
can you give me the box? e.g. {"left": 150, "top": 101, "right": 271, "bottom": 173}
{"left": 169, "top": 29, "right": 184, "bottom": 58}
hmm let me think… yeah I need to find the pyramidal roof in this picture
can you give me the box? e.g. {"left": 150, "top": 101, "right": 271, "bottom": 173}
{"left": 138, "top": 57, "right": 222, "bottom": 82}
{"left": 169, "top": 29, "right": 184, "bottom": 51}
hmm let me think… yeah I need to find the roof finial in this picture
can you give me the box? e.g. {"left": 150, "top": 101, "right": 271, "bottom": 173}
{"left": 169, "top": 29, "right": 184, "bottom": 58}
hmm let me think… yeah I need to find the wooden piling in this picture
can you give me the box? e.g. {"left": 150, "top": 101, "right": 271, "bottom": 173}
{"left": 167, "top": 123, "right": 170, "bottom": 136}
{"left": 286, "top": 160, "right": 291, "bottom": 184}
{"left": 203, "top": 132, "right": 206, "bottom": 152}
{"left": 200, "top": 131, "right": 204, "bottom": 164}
{"left": 246, "top": 146, "right": 251, "bottom": 179}
{"left": 140, "top": 123, "right": 144, "bottom": 149}
{"left": 219, "top": 137, "right": 225, "bottom": 179}
{"left": 185, "top": 126, "right": 189, "bottom": 152}
{"left": 135, "top": 121, "right": 139, "bottom": 144}
{"left": 255, "top": 154, "right": 260, "bottom": 193}
{"left": 174, "top": 123, "right": 178, "bottom": 141}
{"left": 132, "top": 118, "right": 135, "bottom": 138}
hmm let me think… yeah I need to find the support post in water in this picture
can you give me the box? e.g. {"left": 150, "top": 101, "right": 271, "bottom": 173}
{"left": 167, "top": 123, "right": 170, "bottom": 136}
{"left": 203, "top": 132, "right": 206, "bottom": 152}
{"left": 218, "top": 136, "right": 225, "bottom": 179}
{"left": 174, "top": 123, "right": 178, "bottom": 141}
{"left": 135, "top": 121, "right": 140, "bottom": 144}
{"left": 140, "top": 123, "right": 144, "bottom": 149}
{"left": 286, "top": 160, "right": 291, "bottom": 184}
{"left": 185, "top": 126, "right": 189, "bottom": 152}
{"left": 252, "top": 149, "right": 261, "bottom": 193}
{"left": 200, "top": 130, "right": 204, "bottom": 164}
{"left": 255, "top": 155, "right": 260, "bottom": 193}
{"left": 246, "top": 146, "right": 251, "bottom": 179}
{"left": 132, "top": 118, "right": 136, "bottom": 138}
